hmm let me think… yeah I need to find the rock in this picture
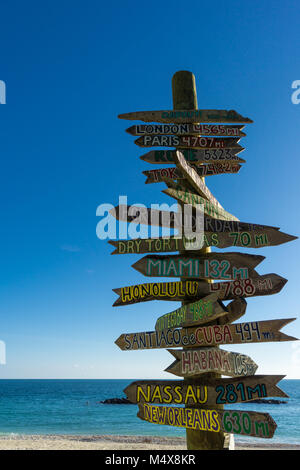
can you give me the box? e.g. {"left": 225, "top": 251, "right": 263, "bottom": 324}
{"left": 98, "top": 397, "right": 133, "bottom": 404}
{"left": 249, "top": 399, "right": 287, "bottom": 404}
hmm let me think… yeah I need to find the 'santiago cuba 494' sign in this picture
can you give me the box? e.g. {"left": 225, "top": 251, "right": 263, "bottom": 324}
{"left": 111, "top": 73, "right": 298, "bottom": 448}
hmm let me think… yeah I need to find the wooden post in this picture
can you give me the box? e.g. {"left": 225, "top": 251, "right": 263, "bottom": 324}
{"left": 172, "top": 71, "right": 226, "bottom": 450}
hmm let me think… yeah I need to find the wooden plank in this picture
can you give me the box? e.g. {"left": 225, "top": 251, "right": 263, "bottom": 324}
{"left": 163, "top": 181, "right": 239, "bottom": 222}
{"left": 112, "top": 274, "right": 287, "bottom": 306}
{"left": 114, "top": 318, "right": 297, "bottom": 351}
{"left": 205, "top": 297, "right": 247, "bottom": 327}
{"left": 173, "top": 151, "right": 227, "bottom": 208}
{"left": 135, "top": 135, "right": 243, "bottom": 149}
{"left": 143, "top": 164, "right": 244, "bottom": 184}
{"left": 137, "top": 404, "right": 277, "bottom": 439}
{"left": 109, "top": 205, "right": 280, "bottom": 232}
{"left": 108, "top": 229, "right": 297, "bottom": 254}
{"left": 127, "top": 123, "right": 246, "bottom": 137}
{"left": 154, "top": 294, "right": 227, "bottom": 330}
{"left": 174, "top": 150, "right": 229, "bottom": 203}
{"left": 154, "top": 296, "right": 246, "bottom": 331}
{"left": 140, "top": 148, "right": 245, "bottom": 165}
{"left": 132, "top": 252, "right": 264, "bottom": 280}
{"left": 124, "top": 375, "right": 288, "bottom": 406}
{"left": 165, "top": 347, "right": 258, "bottom": 378}
{"left": 118, "top": 109, "right": 253, "bottom": 124}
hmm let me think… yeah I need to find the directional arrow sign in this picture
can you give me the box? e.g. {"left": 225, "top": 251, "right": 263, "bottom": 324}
{"left": 205, "top": 297, "right": 247, "bottom": 326}
{"left": 135, "top": 135, "right": 242, "bottom": 149}
{"left": 132, "top": 252, "right": 264, "bottom": 280}
{"left": 174, "top": 150, "right": 229, "bottom": 203}
{"left": 109, "top": 205, "right": 282, "bottom": 234}
{"left": 163, "top": 180, "right": 239, "bottom": 222}
{"left": 154, "top": 294, "right": 227, "bottom": 330}
{"left": 140, "top": 148, "right": 245, "bottom": 165}
{"left": 154, "top": 297, "right": 246, "bottom": 330}
{"left": 118, "top": 109, "right": 253, "bottom": 124}
{"left": 126, "top": 123, "right": 246, "bottom": 137}
{"left": 143, "top": 164, "right": 243, "bottom": 184}
{"left": 114, "top": 319, "right": 297, "bottom": 351}
{"left": 108, "top": 230, "right": 297, "bottom": 254}
{"left": 165, "top": 347, "right": 258, "bottom": 378}
{"left": 137, "top": 404, "right": 276, "bottom": 439}
{"left": 124, "top": 375, "right": 288, "bottom": 406}
{"left": 112, "top": 274, "right": 287, "bottom": 306}
{"left": 171, "top": 150, "right": 228, "bottom": 210}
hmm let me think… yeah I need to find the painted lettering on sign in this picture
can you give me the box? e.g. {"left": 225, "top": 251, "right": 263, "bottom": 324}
{"left": 136, "top": 135, "right": 241, "bottom": 149}
{"left": 140, "top": 148, "right": 244, "bottom": 165}
{"left": 181, "top": 349, "right": 238, "bottom": 376}
{"left": 119, "top": 109, "right": 253, "bottom": 124}
{"left": 113, "top": 274, "right": 287, "bottom": 306}
{"left": 117, "top": 280, "right": 198, "bottom": 304}
{"left": 142, "top": 403, "right": 220, "bottom": 432}
{"left": 115, "top": 319, "right": 296, "bottom": 351}
{"left": 203, "top": 259, "right": 248, "bottom": 280}
{"left": 136, "top": 384, "right": 208, "bottom": 405}
{"left": 210, "top": 278, "right": 256, "bottom": 297}
{"left": 128, "top": 124, "right": 245, "bottom": 136}
{"left": 116, "top": 328, "right": 197, "bottom": 350}
{"left": 215, "top": 382, "right": 267, "bottom": 404}
{"left": 166, "top": 348, "right": 258, "bottom": 377}
{"left": 138, "top": 404, "right": 276, "bottom": 438}
{"left": 109, "top": 229, "right": 297, "bottom": 255}
{"left": 163, "top": 184, "right": 238, "bottom": 222}
{"left": 179, "top": 136, "right": 239, "bottom": 148}
{"left": 124, "top": 375, "right": 287, "bottom": 407}
{"left": 221, "top": 410, "right": 273, "bottom": 438}
{"left": 144, "top": 258, "right": 250, "bottom": 280}
{"left": 155, "top": 298, "right": 214, "bottom": 331}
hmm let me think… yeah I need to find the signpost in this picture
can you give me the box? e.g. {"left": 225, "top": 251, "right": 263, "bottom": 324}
{"left": 135, "top": 135, "right": 243, "bottom": 149}
{"left": 109, "top": 229, "right": 297, "bottom": 253}
{"left": 140, "top": 148, "right": 245, "bottom": 165}
{"left": 154, "top": 294, "right": 226, "bottom": 330}
{"left": 155, "top": 296, "right": 247, "bottom": 330}
{"left": 165, "top": 347, "right": 258, "bottom": 378}
{"left": 109, "top": 204, "right": 284, "bottom": 233}
{"left": 137, "top": 404, "right": 277, "bottom": 439}
{"left": 118, "top": 109, "right": 253, "bottom": 123}
{"left": 112, "top": 273, "right": 287, "bottom": 306}
{"left": 124, "top": 375, "right": 288, "bottom": 406}
{"left": 131, "top": 252, "right": 264, "bottom": 280}
{"left": 163, "top": 180, "right": 239, "bottom": 221}
{"left": 109, "top": 71, "right": 298, "bottom": 450}
{"left": 143, "top": 164, "right": 244, "bottom": 184}
{"left": 127, "top": 123, "right": 246, "bottom": 137}
{"left": 115, "top": 318, "right": 296, "bottom": 351}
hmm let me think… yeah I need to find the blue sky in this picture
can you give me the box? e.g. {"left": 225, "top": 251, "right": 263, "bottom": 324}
{"left": 0, "top": 0, "right": 300, "bottom": 379}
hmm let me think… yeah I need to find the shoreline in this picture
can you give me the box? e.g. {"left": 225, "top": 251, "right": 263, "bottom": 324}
{"left": 0, "top": 434, "right": 299, "bottom": 450}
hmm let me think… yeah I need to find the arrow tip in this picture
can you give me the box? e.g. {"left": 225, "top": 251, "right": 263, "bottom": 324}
{"left": 114, "top": 335, "right": 123, "bottom": 348}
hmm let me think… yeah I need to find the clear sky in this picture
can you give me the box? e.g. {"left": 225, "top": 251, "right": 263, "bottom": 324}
{"left": 0, "top": 0, "right": 300, "bottom": 379}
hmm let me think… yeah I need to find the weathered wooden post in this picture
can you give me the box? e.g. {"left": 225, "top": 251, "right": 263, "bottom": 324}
{"left": 172, "top": 70, "right": 225, "bottom": 450}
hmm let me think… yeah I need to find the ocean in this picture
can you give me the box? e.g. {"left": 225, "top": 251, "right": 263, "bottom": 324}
{"left": 0, "top": 379, "right": 299, "bottom": 446}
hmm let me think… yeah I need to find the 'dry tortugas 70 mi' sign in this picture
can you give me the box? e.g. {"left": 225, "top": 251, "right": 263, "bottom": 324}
{"left": 107, "top": 71, "right": 298, "bottom": 450}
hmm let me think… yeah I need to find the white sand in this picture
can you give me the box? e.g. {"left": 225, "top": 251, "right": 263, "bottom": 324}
{"left": 0, "top": 434, "right": 299, "bottom": 450}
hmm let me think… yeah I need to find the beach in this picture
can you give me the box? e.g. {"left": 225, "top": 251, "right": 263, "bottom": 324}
{"left": 1, "top": 380, "right": 299, "bottom": 451}
{"left": 0, "top": 434, "right": 299, "bottom": 450}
